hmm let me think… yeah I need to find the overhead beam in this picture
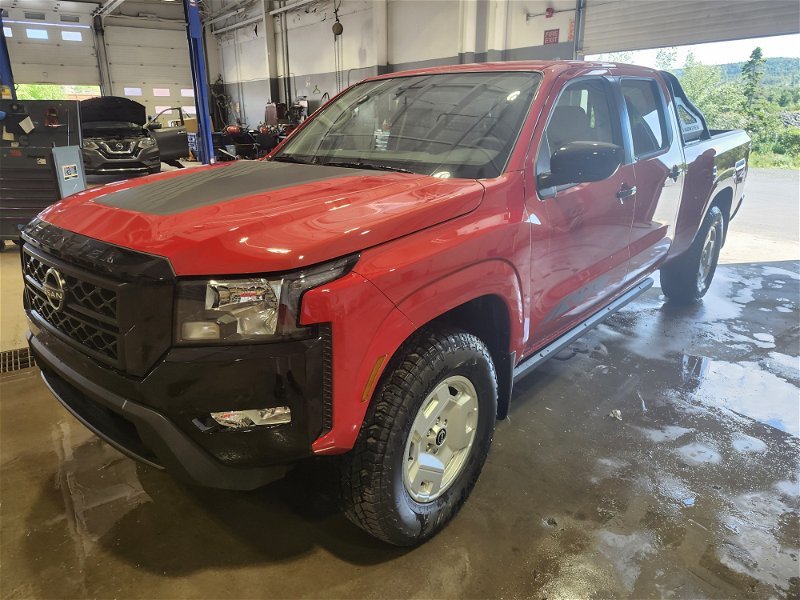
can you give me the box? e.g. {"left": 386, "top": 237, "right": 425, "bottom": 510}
{"left": 268, "top": 0, "right": 318, "bottom": 16}
{"left": 211, "top": 15, "right": 262, "bottom": 36}
{"left": 93, "top": 0, "right": 128, "bottom": 18}
{"left": 205, "top": 0, "right": 256, "bottom": 26}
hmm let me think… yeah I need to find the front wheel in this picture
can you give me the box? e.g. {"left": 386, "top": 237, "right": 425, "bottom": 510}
{"left": 661, "top": 205, "right": 724, "bottom": 304}
{"left": 341, "top": 327, "right": 497, "bottom": 546}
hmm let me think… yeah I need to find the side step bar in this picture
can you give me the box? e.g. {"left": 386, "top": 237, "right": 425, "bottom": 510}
{"left": 513, "top": 278, "right": 654, "bottom": 383}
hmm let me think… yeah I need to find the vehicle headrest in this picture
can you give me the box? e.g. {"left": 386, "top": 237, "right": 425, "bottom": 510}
{"left": 548, "top": 106, "right": 591, "bottom": 150}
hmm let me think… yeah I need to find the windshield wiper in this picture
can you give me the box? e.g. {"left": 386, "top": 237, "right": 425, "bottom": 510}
{"left": 323, "top": 161, "right": 414, "bottom": 174}
{"left": 271, "top": 155, "right": 312, "bottom": 165}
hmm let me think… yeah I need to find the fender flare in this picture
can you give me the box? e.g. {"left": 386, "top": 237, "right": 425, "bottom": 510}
{"left": 393, "top": 259, "right": 524, "bottom": 419}
{"left": 310, "top": 261, "right": 525, "bottom": 454}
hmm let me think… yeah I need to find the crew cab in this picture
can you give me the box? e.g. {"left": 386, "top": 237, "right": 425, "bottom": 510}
{"left": 22, "top": 61, "right": 750, "bottom": 546}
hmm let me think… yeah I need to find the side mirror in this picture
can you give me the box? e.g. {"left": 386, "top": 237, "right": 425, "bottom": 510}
{"left": 538, "top": 141, "right": 623, "bottom": 189}
{"left": 146, "top": 122, "right": 162, "bottom": 130}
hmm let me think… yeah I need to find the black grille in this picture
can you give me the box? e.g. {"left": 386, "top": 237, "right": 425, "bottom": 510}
{"left": 23, "top": 246, "right": 121, "bottom": 365}
{"left": 99, "top": 141, "right": 136, "bottom": 156}
{"left": 64, "top": 275, "right": 117, "bottom": 319}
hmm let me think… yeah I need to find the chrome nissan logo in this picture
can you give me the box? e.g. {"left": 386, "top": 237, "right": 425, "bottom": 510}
{"left": 42, "top": 267, "right": 67, "bottom": 312}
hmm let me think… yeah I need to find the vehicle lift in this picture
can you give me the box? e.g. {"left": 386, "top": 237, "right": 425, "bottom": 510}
{"left": 183, "top": 0, "right": 214, "bottom": 165}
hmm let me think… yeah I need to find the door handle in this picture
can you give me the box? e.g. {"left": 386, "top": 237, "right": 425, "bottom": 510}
{"left": 668, "top": 165, "right": 683, "bottom": 182}
{"left": 617, "top": 185, "right": 637, "bottom": 204}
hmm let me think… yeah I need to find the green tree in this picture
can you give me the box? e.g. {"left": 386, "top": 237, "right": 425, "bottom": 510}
{"left": 655, "top": 47, "right": 677, "bottom": 71}
{"left": 678, "top": 52, "right": 747, "bottom": 131}
{"left": 745, "top": 98, "right": 782, "bottom": 152}
{"left": 741, "top": 47, "right": 765, "bottom": 108}
{"left": 596, "top": 51, "right": 634, "bottom": 64}
{"left": 15, "top": 83, "right": 65, "bottom": 100}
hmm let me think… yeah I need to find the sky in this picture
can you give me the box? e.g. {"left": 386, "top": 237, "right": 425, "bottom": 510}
{"left": 586, "top": 34, "right": 800, "bottom": 68}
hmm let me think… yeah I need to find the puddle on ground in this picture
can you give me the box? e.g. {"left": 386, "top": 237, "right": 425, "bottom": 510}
{"left": 636, "top": 425, "right": 693, "bottom": 444}
{"left": 731, "top": 433, "right": 768, "bottom": 454}
{"left": 681, "top": 354, "right": 709, "bottom": 391}
{"left": 689, "top": 359, "right": 799, "bottom": 437}
{"left": 675, "top": 442, "right": 722, "bottom": 466}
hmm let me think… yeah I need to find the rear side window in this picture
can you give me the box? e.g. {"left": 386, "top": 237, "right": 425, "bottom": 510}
{"left": 675, "top": 97, "right": 704, "bottom": 142}
{"left": 621, "top": 79, "right": 668, "bottom": 157}
{"left": 536, "top": 77, "right": 619, "bottom": 179}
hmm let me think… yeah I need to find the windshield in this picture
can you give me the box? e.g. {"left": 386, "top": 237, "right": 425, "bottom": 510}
{"left": 272, "top": 71, "right": 542, "bottom": 179}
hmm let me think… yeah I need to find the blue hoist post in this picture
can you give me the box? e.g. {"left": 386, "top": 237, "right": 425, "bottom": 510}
{"left": 183, "top": 0, "right": 213, "bottom": 164}
{"left": 0, "top": 13, "right": 17, "bottom": 99}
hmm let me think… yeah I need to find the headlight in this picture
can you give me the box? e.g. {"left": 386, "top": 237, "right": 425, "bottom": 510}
{"left": 139, "top": 137, "right": 156, "bottom": 149}
{"left": 82, "top": 139, "right": 99, "bottom": 150}
{"left": 175, "top": 255, "right": 356, "bottom": 344}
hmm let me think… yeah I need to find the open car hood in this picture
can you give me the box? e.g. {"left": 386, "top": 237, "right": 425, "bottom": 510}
{"left": 80, "top": 96, "right": 147, "bottom": 126}
{"left": 38, "top": 160, "right": 485, "bottom": 275}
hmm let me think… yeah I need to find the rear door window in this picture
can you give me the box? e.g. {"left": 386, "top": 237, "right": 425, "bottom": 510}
{"left": 621, "top": 79, "right": 669, "bottom": 158}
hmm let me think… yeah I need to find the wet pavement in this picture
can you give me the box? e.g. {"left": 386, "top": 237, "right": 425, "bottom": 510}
{"left": 1, "top": 260, "right": 798, "bottom": 599}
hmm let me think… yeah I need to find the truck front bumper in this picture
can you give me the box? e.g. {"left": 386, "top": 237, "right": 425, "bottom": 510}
{"left": 29, "top": 324, "right": 331, "bottom": 490}
{"left": 81, "top": 146, "right": 160, "bottom": 176}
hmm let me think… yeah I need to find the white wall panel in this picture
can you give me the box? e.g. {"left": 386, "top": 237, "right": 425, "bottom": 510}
{"left": 387, "top": 0, "right": 460, "bottom": 65}
{"left": 274, "top": 0, "right": 377, "bottom": 77}
{"left": 216, "top": 4, "right": 269, "bottom": 84}
{"left": 583, "top": 0, "right": 800, "bottom": 54}
{"left": 507, "top": 1, "right": 575, "bottom": 52}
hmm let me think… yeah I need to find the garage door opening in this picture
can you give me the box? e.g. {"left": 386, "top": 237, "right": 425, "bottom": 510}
{"left": 14, "top": 83, "right": 100, "bottom": 101}
{"left": 587, "top": 34, "right": 800, "bottom": 170}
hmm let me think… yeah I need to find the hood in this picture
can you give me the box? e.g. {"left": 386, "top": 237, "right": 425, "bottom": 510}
{"left": 39, "top": 160, "right": 485, "bottom": 275}
{"left": 80, "top": 96, "right": 147, "bottom": 126}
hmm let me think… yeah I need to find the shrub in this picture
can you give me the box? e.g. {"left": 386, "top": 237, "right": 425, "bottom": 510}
{"left": 774, "top": 128, "right": 800, "bottom": 156}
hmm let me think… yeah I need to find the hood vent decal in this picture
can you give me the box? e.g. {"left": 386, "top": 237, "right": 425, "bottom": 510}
{"left": 94, "top": 161, "right": 374, "bottom": 216}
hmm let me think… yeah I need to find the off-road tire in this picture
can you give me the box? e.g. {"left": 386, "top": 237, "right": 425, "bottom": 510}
{"left": 661, "top": 205, "right": 724, "bottom": 304}
{"left": 340, "top": 327, "right": 497, "bottom": 546}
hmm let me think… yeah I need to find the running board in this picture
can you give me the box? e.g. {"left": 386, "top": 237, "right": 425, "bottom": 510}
{"left": 513, "top": 278, "right": 654, "bottom": 382}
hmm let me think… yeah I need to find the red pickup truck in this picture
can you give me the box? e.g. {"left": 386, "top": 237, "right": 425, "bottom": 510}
{"left": 22, "top": 61, "right": 750, "bottom": 546}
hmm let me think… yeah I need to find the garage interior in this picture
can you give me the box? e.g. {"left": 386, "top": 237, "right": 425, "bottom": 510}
{"left": 0, "top": 0, "right": 798, "bottom": 598}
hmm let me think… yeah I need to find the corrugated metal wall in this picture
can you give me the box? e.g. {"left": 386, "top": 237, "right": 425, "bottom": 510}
{"left": 104, "top": 25, "right": 194, "bottom": 117}
{"left": 582, "top": 0, "right": 800, "bottom": 55}
{"left": 2, "top": 7, "right": 99, "bottom": 85}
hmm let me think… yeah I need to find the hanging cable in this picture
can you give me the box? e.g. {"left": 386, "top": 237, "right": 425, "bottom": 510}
{"left": 332, "top": 0, "right": 344, "bottom": 93}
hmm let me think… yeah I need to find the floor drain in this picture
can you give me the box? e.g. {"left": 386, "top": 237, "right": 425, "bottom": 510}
{"left": 0, "top": 347, "right": 36, "bottom": 373}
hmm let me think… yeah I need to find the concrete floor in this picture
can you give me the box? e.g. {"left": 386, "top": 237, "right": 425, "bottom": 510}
{"left": 0, "top": 170, "right": 798, "bottom": 599}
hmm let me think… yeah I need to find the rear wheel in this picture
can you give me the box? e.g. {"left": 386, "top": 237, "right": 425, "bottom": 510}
{"left": 341, "top": 327, "right": 497, "bottom": 546}
{"left": 661, "top": 205, "right": 724, "bottom": 304}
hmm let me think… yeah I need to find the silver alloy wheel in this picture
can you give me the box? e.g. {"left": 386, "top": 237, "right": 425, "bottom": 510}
{"left": 698, "top": 225, "right": 718, "bottom": 290}
{"left": 403, "top": 375, "right": 479, "bottom": 503}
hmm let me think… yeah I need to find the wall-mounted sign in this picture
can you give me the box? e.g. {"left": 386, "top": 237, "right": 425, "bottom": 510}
{"left": 544, "top": 29, "right": 560, "bottom": 45}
